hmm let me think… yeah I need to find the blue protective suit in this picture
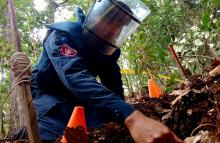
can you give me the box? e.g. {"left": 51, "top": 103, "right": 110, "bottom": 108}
{"left": 30, "top": 8, "right": 135, "bottom": 141}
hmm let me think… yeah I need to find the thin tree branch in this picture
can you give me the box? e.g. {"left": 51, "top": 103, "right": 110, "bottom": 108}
{"left": 58, "top": 0, "right": 68, "bottom": 5}
{"left": 7, "top": 0, "right": 21, "bottom": 52}
{"left": 168, "top": 44, "right": 189, "bottom": 78}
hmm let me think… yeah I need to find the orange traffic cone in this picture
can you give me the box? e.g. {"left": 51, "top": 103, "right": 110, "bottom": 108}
{"left": 61, "top": 106, "right": 87, "bottom": 143}
{"left": 148, "top": 79, "right": 163, "bottom": 98}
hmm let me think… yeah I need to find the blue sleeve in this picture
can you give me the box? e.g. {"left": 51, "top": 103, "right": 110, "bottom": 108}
{"left": 98, "top": 57, "right": 124, "bottom": 100}
{"left": 44, "top": 30, "right": 135, "bottom": 123}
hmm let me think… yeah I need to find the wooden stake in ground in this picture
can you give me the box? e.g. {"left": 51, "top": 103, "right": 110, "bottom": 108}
{"left": 7, "top": 0, "right": 41, "bottom": 142}
{"left": 167, "top": 44, "right": 189, "bottom": 79}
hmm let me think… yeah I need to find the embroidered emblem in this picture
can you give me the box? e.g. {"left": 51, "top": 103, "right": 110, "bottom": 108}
{"left": 60, "top": 44, "right": 78, "bottom": 57}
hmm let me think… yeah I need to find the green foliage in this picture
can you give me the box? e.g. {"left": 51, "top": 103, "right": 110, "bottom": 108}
{"left": 0, "top": 0, "right": 218, "bottom": 93}
{"left": 202, "top": 10, "right": 211, "bottom": 30}
{"left": 120, "top": 0, "right": 191, "bottom": 91}
{"left": 0, "top": 77, "right": 10, "bottom": 94}
{"left": 120, "top": 0, "right": 220, "bottom": 93}
{"left": 67, "top": 0, "right": 93, "bottom": 13}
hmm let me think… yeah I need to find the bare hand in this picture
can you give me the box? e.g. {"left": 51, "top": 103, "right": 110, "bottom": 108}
{"left": 124, "top": 110, "right": 183, "bottom": 143}
{"left": 209, "top": 65, "right": 220, "bottom": 76}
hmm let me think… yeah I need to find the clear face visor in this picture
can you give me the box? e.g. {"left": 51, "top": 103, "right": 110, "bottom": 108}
{"left": 83, "top": 0, "right": 151, "bottom": 55}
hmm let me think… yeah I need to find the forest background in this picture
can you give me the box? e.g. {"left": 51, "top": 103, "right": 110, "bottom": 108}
{"left": 0, "top": 0, "right": 219, "bottom": 138}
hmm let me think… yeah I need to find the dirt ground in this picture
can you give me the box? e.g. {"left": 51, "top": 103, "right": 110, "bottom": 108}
{"left": 87, "top": 75, "right": 220, "bottom": 143}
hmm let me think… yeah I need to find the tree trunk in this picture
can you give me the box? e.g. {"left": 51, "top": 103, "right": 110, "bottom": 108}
{"left": 8, "top": 74, "right": 26, "bottom": 135}
{"left": 0, "top": 110, "right": 5, "bottom": 138}
{"left": 0, "top": 60, "right": 5, "bottom": 138}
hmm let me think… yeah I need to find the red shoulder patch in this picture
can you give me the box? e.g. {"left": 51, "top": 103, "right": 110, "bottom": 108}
{"left": 60, "top": 44, "right": 78, "bottom": 57}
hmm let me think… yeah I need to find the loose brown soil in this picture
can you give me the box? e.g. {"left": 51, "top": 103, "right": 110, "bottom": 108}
{"left": 87, "top": 75, "right": 220, "bottom": 143}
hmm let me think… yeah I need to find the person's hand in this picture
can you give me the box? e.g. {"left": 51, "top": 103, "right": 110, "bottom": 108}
{"left": 209, "top": 65, "right": 220, "bottom": 76}
{"left": 124, "top": 110, "right": 183, "bottom": 143}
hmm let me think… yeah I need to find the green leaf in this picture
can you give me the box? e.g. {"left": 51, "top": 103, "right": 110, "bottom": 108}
{"left": 164, "top": 86, "right": 173, "bottom": 93}
{"left": 201, "top": 10, "right": 210, "bottom": 30}
{"left": 201, "top": 0, "right": 209, "bottom": 5}
{"left": 156, "top": 46, "right": 166, "bottom": 64}
{"left": 139, "top": 32, "right": 146, "bottom": 41}
{"left": 214, "top": 0, "right": 220, "bottom": 5}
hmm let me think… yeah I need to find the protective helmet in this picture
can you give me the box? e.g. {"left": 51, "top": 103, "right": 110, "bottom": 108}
{"left": 83, "top": 0, "right": 151, "bottom": 55}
